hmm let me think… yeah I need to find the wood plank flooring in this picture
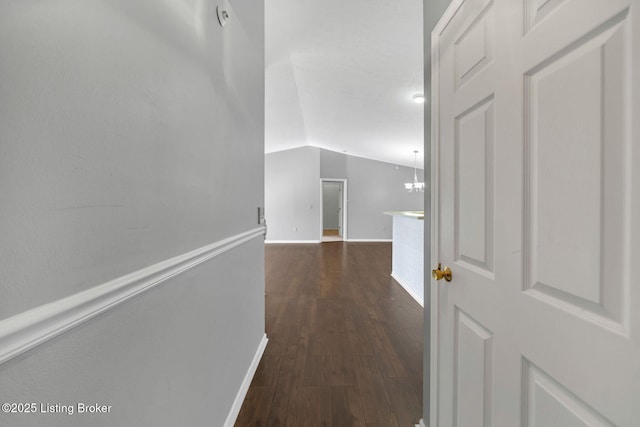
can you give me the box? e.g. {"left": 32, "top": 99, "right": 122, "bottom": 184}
{"left": 235, "top": 242, "right": 423, "bottom": 426}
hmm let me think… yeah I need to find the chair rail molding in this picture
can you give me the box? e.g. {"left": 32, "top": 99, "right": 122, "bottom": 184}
{"left": 0, "top": 226, "right": 266, "bottom": 365}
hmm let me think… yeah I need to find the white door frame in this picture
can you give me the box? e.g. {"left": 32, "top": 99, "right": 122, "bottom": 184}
{"left": 429, "top": 3, "right": 450, "bottom": 421}
{"left": 319, "top": 179, "right": 348, "bottom": 241}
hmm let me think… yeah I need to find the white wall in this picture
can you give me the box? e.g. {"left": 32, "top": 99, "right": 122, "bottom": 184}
{"left": 265, "top": 146, "right": 321, "bottom": 241}
{"left": 345, "top": 153, "right": 425, "bottom": 240}
{"left": 320, "top": 148, "right": 348, "bottom": 178}
{"left": 390, "top": 215, "right": 425, "bottom": 305}
{"left": 0, "top": 1, "right": 265, "bottom": 425}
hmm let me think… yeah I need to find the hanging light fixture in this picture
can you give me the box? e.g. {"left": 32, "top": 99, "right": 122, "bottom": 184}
{"left": 404, "top": 150, "right": 425, "bottom": 192}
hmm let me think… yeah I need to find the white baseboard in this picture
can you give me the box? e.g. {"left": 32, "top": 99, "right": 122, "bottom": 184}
{"left": 416, "top": 419, "right": 426, "bottom": 427}
{"left": 223, "top": 334, "right": 268, "bottom": 427}
{"left": 264, "top": 240, "right": 321, "bottom": 244}
{"left": 346, "top": 239, "right": 392, "bottom": 242}
{"left": 0, "top": 227, "right": 266, "bottom": 365}
{"left": 391, "top": 273, "right": 424, "bottom": 307}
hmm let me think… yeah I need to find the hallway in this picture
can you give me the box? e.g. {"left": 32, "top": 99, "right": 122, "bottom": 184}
{"left": 236, "top": 242, "right": 423, "bottom": 426}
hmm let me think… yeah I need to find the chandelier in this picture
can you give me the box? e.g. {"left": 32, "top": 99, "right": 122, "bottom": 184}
{"left": 404, "top": 150, "right": 425, "bottom": 192}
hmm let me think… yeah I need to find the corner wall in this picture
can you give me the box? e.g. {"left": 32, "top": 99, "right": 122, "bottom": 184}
{"left": 265, "top": 146, "right": 322, "bottom": 242}
{"left": 345, "top": 154, "right": 424, "bottom": 240}
{"left": 265, "top": 147, "right": 424, "bottom": 242}
{"left": 0, "top": 1, "right": 265, "bottom": 425}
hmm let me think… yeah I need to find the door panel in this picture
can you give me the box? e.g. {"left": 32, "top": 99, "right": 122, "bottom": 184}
{"left": 455, "top": 95, "right": 495, "bottom": 275}
{"left": 524, "top": 10, "right": 629, "bottom": 328}
{"left": 431, "top": 0, "right": 640, "bottom": 426}
{"left": 524, "top": 0, "right": 567, "bottom": 33}
{"left": 522, "top": 360, "right": 615, "bottom": 427}
{"left": 453, "top": 308, "right": 494, "bottom": 427}
{"left": 454, "top": 0, "right": 494, "bottom": 89}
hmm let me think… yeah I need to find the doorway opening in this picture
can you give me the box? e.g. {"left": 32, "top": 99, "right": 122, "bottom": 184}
{"left": 320, "top": 179, "right": 347, "bottom": 242}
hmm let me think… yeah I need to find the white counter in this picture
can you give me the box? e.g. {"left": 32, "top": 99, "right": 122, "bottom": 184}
{"left": 384, "top": 211, "right": 424, "bottom": 306}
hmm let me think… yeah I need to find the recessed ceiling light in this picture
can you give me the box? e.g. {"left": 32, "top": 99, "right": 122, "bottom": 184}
{"left": 413, "top": 94, "right": 425, "bottom": 104}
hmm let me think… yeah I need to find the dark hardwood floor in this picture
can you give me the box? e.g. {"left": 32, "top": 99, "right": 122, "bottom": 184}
{"left": 235, "top": 242, "right": 423, "bottom": 426}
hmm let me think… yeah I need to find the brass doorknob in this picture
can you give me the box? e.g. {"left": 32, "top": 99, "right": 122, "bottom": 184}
{"left": 432, "top": 263, "right": 452, "bottom": 282}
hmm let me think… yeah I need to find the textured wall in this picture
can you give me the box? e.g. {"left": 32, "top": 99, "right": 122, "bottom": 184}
{"left": 0, "top": 0, "right": 265, "bottom": 425}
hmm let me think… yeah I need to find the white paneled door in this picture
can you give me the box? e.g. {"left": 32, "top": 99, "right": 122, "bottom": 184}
{"left": 431, "top": 0, "right": 640, "bottom": 426}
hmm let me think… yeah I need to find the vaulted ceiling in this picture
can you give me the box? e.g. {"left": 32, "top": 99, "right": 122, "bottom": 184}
{"left": 265, "top": 0, "right": 424, "bottom": 169}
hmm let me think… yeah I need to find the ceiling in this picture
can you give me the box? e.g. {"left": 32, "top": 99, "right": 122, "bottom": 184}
{"left": 265, "top": 0, "right": 424, "bottom": 169}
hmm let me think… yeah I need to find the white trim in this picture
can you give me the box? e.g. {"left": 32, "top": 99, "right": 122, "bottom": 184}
{"left": 0, "top": 227, "right": 266, "bottom": 365}
{"left": 430, "top": 1, "right": 464, "bottom": 425}
{"left": 264, "top": 240, "right": 321, "bottom": 244}
{"left": 223, "top": 334, "right": 268, "bottom": 427}
{"left": 391, "top": 273, "right": 424, "bottom": 307}
{"left": 346, "top": 239, "right": 392, "bottom": 243}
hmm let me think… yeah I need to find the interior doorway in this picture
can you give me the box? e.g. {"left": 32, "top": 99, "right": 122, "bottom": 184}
{"left": 320, "top": 179, "right": 347, "bottom": 242}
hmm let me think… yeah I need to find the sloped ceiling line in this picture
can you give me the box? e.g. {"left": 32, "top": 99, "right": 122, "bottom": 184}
{"left": 265, "top": 0, "right": 424, "bottom": 169}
